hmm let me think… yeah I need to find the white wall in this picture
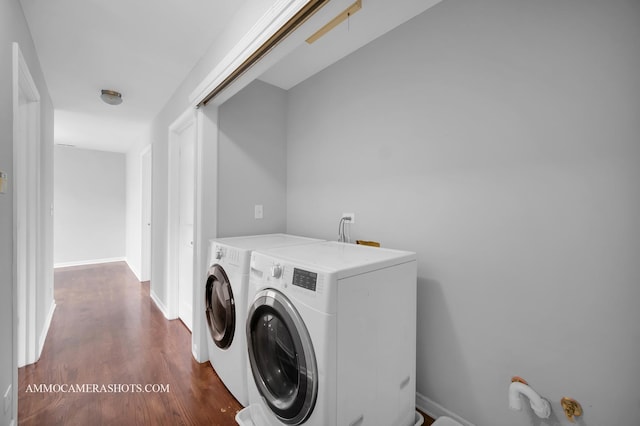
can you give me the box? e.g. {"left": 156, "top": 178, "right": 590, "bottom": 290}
{"left": 54, "top": 146, "right": 126, "bottom": 265}
{"left": 217, "top": 79, "right": 287, "bottom": 237}
{"left": 0, "top": 1, "right": 55, "bottom": 424}
{"left": 285, "top": 0, "right": 640, "bottom": 425}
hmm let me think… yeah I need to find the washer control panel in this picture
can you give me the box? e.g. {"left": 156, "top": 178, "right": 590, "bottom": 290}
{"left": 292, "top": 268, "right": 317, "bottom": 292}
{"left": 250, "top": 252, "right": 334, "bottom": 312}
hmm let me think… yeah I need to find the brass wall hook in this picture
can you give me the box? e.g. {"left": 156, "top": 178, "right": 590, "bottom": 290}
{"left": 561, "top": 397, "right": 583, "bottom": 423}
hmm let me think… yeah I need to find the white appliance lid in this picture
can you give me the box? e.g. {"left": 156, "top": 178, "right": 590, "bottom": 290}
{"left": 211, "top": 233, "right": 322, "bottom": 252}
{"left": 257, "top": 241, "right": 416, "bottom": 277}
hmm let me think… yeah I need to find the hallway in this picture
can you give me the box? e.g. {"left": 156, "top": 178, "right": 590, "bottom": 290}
{"left": 18, "top": 262, "right": 241, "bottom": 425}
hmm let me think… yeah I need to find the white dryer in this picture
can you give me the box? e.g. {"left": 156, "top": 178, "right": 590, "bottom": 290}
{"left": 205, "top": 234, "right": 323, "bottom": 407}
{"left": 236, "top": 241, "right": 418, "bottom": 426}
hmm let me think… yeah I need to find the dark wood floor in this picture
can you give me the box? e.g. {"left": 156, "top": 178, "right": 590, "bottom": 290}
{"left": 18, "top": 261, "right": 434, "bottom": 426}
{"left": 19, "top": 262, "right": 241, "bottom": 425}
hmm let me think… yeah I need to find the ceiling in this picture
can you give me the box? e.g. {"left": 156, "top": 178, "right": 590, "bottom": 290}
{"left": 20, "top": 0, "right": 442, "bottom": 154}
{"left": 20, "top": 0, "right": 246, "bottom": 153}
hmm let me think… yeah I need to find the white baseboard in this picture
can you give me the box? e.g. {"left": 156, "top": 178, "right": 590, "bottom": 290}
{"left": 126, "top": 259, "right": 142, "bottom": 281}
{"left": 192, "top": 341, "right": 208, "bottom": 364}
{"left": 179, "top": 302, "right": 193, "bottom": 332}
{"left": 54, "top": 257, "right": 126, "bottom": 268}
{"left": 416, "top": 392, "right": 474, "bottom": 426}
{"left": 38, "top": 300, "right": 56, "bottom": 357}
{"left": 150, "top": 288, "right": 172, "bottom": 319}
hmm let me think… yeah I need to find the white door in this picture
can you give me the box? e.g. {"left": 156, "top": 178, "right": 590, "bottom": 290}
{"left": 141, "top": 147, "right": 152, "bottom": 282}
{"left": 177, "top": 122, "right": 195, "bottom": 331}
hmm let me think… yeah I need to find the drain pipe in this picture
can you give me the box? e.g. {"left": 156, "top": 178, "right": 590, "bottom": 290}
{"left": 509, "top": 378, "right": 551, "bottom": 419}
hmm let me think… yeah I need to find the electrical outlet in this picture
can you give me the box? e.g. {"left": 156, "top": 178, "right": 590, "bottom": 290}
{"left": 254, "top": 204, "right": 263, "bottom": 220}
{"left": 4, "top": 384, "right": 11, "bottom": 414}
{"left": 342, "top": 212, "right": 355, "bottom": 224}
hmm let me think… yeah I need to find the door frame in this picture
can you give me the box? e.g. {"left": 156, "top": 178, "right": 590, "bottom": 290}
{"left": 140, "top": 145, "right": 152, "bottom": 282}
{"left": 191, "top": 106, "right": 218, "bottom": 363}
{"left": 167, "top": 108, "right": 197, "bottom": 323}
{"left": 12, "top": 42, "right": 40, "bottom": 371}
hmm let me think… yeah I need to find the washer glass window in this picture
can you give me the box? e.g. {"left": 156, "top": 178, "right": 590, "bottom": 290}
{"left": 205, "top": 265, "right": 235, "bottom": 349}
{"left": 247, "top": 289, "right": 317, "bottom": 425}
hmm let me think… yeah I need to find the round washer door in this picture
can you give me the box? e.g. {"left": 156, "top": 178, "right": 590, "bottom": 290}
{"left": 205, "top": 265, "right": 235, "bottom": 349}
{"left": 247, "top": 289, "right": 317, "bottom": 425}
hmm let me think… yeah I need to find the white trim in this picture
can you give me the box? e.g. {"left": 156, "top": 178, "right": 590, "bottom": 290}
{"left": 168, "top": 107, "right": 197, "bottom": 133}
{"left": 139, "top": 144, "right": 152, "bottom": 282}
{"left": 190, "top": 107, "right": 212, "bottom": 363}
{"left": 191, "top": 108, "right": 205, "bottom": 360}
{"left": 139, "top": 143, "right": 152, "bottom": 158}
{"left": 126, "top": 259, "right": 142, "bottom": 281}
{"left": 15, "top": 44, "right": 41, "bottom": 103}
{"left": 54, "top": 257, "right": 127, "bottom": 269}
{"left": 189, "top": 0, "right": 315, "bottom": 107}
{"left": 150, "top": 288, "right": 171, "bottom": 319}
{"left": 193, "top": 107, "right": 206, "bottom": 347}
{"left": 190, "top": 106, "right": 219, "bottom": 364}
{"left": 38, "top": 300, "right": 56, "bottom": 355}
{"left": 416, "top": 392, "right": 475, "bottom": 426}
{"left": 13, "top": 42, "right": 40, "bottom": 370}
{"left": 167, "top": 108, "right": 197, "bottom": 324}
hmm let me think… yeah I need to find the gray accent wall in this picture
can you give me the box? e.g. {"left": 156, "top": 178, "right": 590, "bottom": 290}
{"left": 54, "top": 146, "right": 126, "bottom": 264}
{"left": 217, "top": 80, "right": 287, "bottom": 237}
{"left": 285, "top": 0, "right": 640, "bottom": 425}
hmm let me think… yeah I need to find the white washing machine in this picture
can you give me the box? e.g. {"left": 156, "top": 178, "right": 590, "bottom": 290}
{"left": 236, "top": 241, "right": 418, "bottom": 426}
{"left": 205, "top": 234, "right": 324, "bottom": 407}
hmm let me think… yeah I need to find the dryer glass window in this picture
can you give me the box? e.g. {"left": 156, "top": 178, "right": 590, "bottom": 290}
{"left": 247, "top": 290, "right": 317, "bottom": 425}
{"left": 205, "top": 265, "right": 235, "bottom": 349}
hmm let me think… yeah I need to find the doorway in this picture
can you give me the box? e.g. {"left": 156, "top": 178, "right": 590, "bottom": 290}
{"left": 167, "top": 109, "right": 197, "bottom": 331}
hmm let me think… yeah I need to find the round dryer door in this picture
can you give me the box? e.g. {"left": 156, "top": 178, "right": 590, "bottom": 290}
{"left": 246, "top": 289, "right": 317, "bottom": 425}
{"left": 205, "top": 265, "right": 235, "bottom": 349}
